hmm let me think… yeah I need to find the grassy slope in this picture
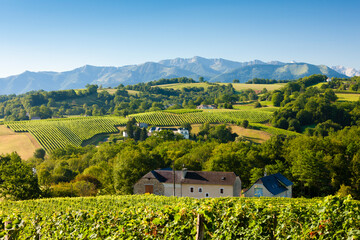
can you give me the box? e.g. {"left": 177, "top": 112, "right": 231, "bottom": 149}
{"left": 336, "top": 93, "right": 360, "bottom": 102}
{"left": 156, "top": 82, "right": 285, "bottom": 91}
{"left": 0, "top": 125, "right": 41, "bottom": 159}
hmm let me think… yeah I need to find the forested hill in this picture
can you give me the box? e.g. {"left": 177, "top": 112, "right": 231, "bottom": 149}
{"left": 2, "top": 74, "right": 360, "bottom": 201}
{"left": 0, "top": 56, "right": 347, "bottom": 95}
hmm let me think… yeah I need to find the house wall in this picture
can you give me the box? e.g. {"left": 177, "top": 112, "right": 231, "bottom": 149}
{"left": 181, "top": 184, "right": 234, "bottom": 198}
{"left": 133, "top": 178, "right": 164, "bottom": 195}
{"left": 163, "top": 183, "right": 182, "bottom": 197}
{"left": 244, "top": 183, "right": 292, "bottom": 198}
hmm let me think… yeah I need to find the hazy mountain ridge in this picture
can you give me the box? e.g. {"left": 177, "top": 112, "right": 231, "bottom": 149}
{"left": 0, "top": 56, "right": 348, "bottom": 95}
{"left": 331, "top": 65, "right": 360, "bottom": 77}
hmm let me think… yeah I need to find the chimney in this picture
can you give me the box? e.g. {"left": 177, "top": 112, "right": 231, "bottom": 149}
{"left": 182, "top": 168, "right": 187, "bottom": 179}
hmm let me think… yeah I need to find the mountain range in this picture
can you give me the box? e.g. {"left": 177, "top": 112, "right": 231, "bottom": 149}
{"left": 0, "top": 56, "right": 354, "bottom": 95}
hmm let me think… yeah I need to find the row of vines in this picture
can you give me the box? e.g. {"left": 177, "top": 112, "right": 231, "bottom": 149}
{"left": 3, "top": 110, "right": 273, "bottom": 152}
{"left": 129, "top": 109, "right": 273, "bottom": 126}
{"left": 0, "top": 195, "right": 359, "bottom": 239}
{"left": 4, "top": 117, "right": 127, "bottom": 152}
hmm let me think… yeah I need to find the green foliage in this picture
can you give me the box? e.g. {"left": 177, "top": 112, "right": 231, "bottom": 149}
{"left": 33, "top": 148, "right": 46, "bottom": 159}
{"left": 0, "top": 153, "right": 40, "bottom": 200}
{"left": 0, "top": 195, "right": 358, "bottom": 239}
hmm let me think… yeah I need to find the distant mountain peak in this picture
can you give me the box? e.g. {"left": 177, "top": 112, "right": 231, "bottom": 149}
{"left": 331, "top": 65, "right": 360, "bottom": 77}
{"left": 0, "top": 56, "right": 349, "bottom": 95}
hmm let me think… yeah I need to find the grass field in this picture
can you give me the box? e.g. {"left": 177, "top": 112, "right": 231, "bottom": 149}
{"left": 157, "top": 82, "right": 286, "bottom": 92}
{"left": 95, "top": 88, "right": 140, "bottom": 96}
{"left": 219, "top": 83, "right": 286, "bottom": 91}
{"left": 0, "top": 125, "right": 41, "bottom": 159}
{"left": 233, "top": 101, "right": 278, "bottom": 112}
{"left": 156, "top": 82, "right": 211, "bottom": 90}
{"left": 166, "top": 123, "right": 271, "bottom": 143}
{"left": 336, "top": 93, "right": 360, "bottom": 102}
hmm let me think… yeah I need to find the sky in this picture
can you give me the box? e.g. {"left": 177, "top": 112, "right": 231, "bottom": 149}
{"left": 0, "top": 0, "right": 359, "bottom": 77}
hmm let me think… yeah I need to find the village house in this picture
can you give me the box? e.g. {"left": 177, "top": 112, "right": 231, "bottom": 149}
{"left": 196, "top": 104, "right": 217, "bottom": 109}
{"left": 243, "top": 173, "right": 293, "bottom": 198}
{"left": 148, "top": 127, "right": 189, "bottom": 139}
{"left": 134, "top": 169, "right": 241, "bottom": 198}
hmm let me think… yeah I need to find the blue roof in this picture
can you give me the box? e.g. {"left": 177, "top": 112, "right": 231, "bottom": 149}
{"left": 259, "top": 173, "right": 293, "bottom": 196}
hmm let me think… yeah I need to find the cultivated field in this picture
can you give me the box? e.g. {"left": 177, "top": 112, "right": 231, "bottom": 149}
{"left": 0, "top": 195, "right": 358, "bottom": 239}
{"left": 4, "top": 116, "right": 127, "bottom": 152}
{"left": 0, "top": 125, "right": 41, "bottom": 159}
{"left": 129, "top": 109, "right": 273, "bottom": 126}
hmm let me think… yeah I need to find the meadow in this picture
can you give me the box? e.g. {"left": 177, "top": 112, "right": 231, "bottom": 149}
{"left": 0, "top": 195, "right": 358, "bottom": 239}
{"left": 336, "top": 93, "right": 360, "bottom": 102}
{"left": 156, "top": 82, "right": 285, "bottom": 92}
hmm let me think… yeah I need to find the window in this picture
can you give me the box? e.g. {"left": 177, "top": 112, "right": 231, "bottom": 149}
{"left": 254, "top": 187, "right": 263, "bottom": 197}
{"left": 190, "top": 187, "right": 194, "bottom": 193}
{"left": 220, "top": 188, "right": 224, "bottom": 194}
{"left": 198, "top": 187, "right": 203, "bottom": 193}
{"left": 205, "top": 193, "right": 209, "bottom": 198}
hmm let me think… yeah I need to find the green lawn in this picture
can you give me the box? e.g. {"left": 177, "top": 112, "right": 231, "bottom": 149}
{"left": 156, "top": 82, "right": 286, "bottom": 92}
{"left": 156, "top": 82, "right": 211, "bottom": 89}
{"left": 218, "top": 83, "right": 286, "bottom": 91}
{"left": 336, "top": 93, "right": 360, "bottom": 102}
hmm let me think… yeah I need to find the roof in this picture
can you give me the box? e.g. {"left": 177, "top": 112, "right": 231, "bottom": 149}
{"left": 255, "top": 173, "right": 293, "bottom": 195}
{"left": 140, "top": 170, "right": 238, "bottom": 185}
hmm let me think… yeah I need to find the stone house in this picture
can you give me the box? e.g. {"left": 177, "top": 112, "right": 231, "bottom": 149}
{"left": 134, "top": 169, "right": 241, "bottom": 198}
{"left": 196, "top": 104, "right": 217, "bottom": 109}
{"left": 148, "top": 127, "right": 189, "bottom": 139}
{"left": 243, "top": 173, "right": 293, "bottom": 198}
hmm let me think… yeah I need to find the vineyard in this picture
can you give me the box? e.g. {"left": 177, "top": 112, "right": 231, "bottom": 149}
{"left": 0, "top": 195, "right": 359, "bottom": 239}
{"left": 4, "top": 117, "right": 127, "bottom": 152}
{"left": 3, "top": 110, "right": 275, "bottom": 152}
{"left": 129, "top": 109, "right": 273, "bottom": 126}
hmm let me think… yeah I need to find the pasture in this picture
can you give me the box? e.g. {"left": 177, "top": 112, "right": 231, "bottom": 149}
{"left": 336, "top": 93, "right": 360, "bottom": 102}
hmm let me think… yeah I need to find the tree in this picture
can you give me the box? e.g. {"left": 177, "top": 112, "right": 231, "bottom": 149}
{"left": 233, "top": 79, "right": 240, "bottom": 83}
{"left": 242, "top": 119, "right": 249, "bottom": 128}
{"left": 114, "top": 147, "right": 152, "bottom": 194}
{"left": 140, "top": 128, "right": 148, "bottom": 141}
{"left": 0, "top": 153, "right": 41, "bottom": 200}
{"left": 324, "top": 89, "right": 338, "bottom": 102}
{"left": 208, "top": 124, "right": 237, "bottom": 143}
{"left": 34, "top": 148, "right": 46, "bottom": 159}
{"left": 272, "top": 92, "right": 283, "bottom": 107}
{"left": 181, "top": 122, "right": 192, "bottom": 133}
{"left": 126, "top": 120, "right": 134, "bottom": 138}
{"left": 254, "top": 102, "right": 262, "bottom": 108}
{"left": 199, "top": 77, "right": 204, "bottom": 83}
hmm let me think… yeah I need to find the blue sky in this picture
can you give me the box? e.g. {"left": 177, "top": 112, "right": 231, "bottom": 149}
{"left": 0, "top": 0, "right": 359, "bottom": 77}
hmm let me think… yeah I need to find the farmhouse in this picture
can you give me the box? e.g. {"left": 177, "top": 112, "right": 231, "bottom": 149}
{"left": 196, "top": 104, "right": 217, "bottom": 109}
{"left": 148, "top": 127, "right": 189, "bottom": 139}
{"left": 134, "top": 169, "right": 241, "bottom": 198}
{"left": 243, "top": 173, "right": 293, "bottom": 198}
